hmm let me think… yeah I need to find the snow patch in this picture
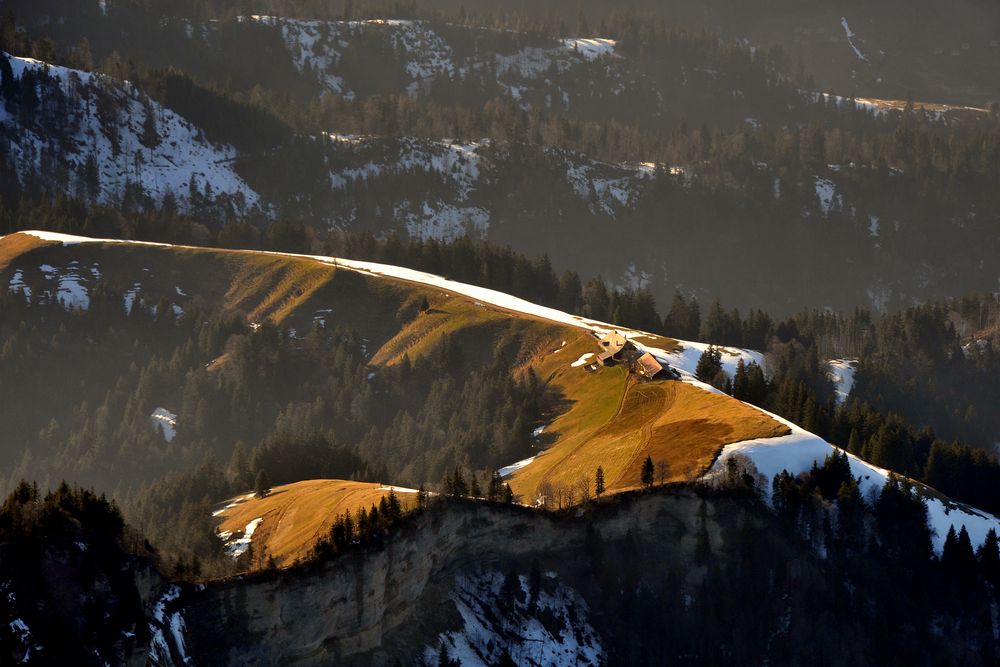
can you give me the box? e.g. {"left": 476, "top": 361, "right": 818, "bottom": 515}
{"left": 498, "top": 456, "right": 538, "bottom": 478}
{"left": 35, "top": 262, "right": 90, "bottom": 309}
{"left": 827, "top": 359, "right": 857, "bottom": 405}
{"left": 150, "top": 408, "right": 178, "bottom": 442}
{"left": 840, "top": 17, "right": 868, "bottom": 62}
{"left": 376, "top": 485, "right": 421, "bottom": 494}
{"left": 148, "top": 586, "right": 191, "bottom": 665}
{"left": 562, "top": 38, "right": 616, "bottom": 61}
{"left": 221, "top": 517, "right": 263, "bottom": 558}
{"left": 212, "top": 492, "right": 255, "bottom": 517}
{"left": 7, "top": 269, "right": 31, "bottom": 302}
{"left": 815, "top": 177, "right": 839, "bottom": 214}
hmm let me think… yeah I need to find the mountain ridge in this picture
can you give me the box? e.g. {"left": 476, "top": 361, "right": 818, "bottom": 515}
{"left": 3, "top": 229, "right": 997, "bottom": 556}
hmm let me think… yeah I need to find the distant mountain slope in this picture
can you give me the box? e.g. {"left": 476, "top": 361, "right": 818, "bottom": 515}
{"left": 0, "top": 52, "right": 260, "bottom": 216}
{"left": 248, "top": 16, "right": 626, "bottom": 103}
{"left": 359, "top": 0, "right": 1000, "bottom": 106}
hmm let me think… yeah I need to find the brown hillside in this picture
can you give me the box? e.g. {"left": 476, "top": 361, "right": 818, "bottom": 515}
{"left": 214, "top": 479, "right": 419, "bottom": 569}
{"left": 508, "top": 336, "right": 789, "bottom": 504}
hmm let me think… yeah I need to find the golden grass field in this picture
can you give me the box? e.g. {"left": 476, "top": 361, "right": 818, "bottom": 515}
{"left": 214, "top": 479, "right": 418, "bottom": 568}
{"left": 224, "top": 254, "right": 337, "bottom": 324}
{"left": 508, "top": 335, "right": 790, "bottom": 502}
{"left": 0, "top": 233, "right": 56, "bottom": 271}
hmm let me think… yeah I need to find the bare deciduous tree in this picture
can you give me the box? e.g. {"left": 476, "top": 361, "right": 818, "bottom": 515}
{"left": 656, "top": 460, "right": 671, "bottom": 486}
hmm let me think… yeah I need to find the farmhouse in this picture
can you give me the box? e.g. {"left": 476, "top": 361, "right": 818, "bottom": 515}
{"left": 596, "top": 330, "right": 630, "bottom": 365}
{"left": 635, "top": 352, "right": 665, "bottom": 379}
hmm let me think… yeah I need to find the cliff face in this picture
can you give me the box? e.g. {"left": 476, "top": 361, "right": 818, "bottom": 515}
{"left": 0, "top": 535, "right": 166, "bottom": 667}
{"left": 166, "top": 490, "right": 748, "bottom": 665}
{"left": 13, "top": 488, "right": 994, "bottom": 665}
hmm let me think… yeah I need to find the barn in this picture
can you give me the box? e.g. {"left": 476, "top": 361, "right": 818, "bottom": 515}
{"left": 635, "top": 352, "right": 665, "bottom": 379}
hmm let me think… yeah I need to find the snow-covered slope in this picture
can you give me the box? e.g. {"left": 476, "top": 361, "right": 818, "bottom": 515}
{"left": 12, "top": 230, "right": 1000, "bottom": 552}
{"left": 0, "top": 53, "right": 260, "bottom": 215}
{"left": 710, "top": 406, "right": 1000, "bottom": 554}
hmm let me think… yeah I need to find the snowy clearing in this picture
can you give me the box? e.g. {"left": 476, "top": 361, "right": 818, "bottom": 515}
{"left": 827, "top": 359, "right": 857, "bottom": 405}
{"left": 150, "top": 408, "right": 178, "bottom": 442}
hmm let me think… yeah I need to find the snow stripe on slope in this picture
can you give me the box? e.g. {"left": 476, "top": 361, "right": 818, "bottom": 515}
{"left": 711, "top": 404, "right": 999, "bottom": 553}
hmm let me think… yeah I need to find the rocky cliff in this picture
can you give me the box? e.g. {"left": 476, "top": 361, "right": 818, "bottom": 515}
{"left": 157, "top": 489, "right": 767, "bottom": 665}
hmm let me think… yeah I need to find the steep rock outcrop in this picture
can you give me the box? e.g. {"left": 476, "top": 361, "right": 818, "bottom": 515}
{"left": 170, "top": 489, "right": 750, "bottom": 665}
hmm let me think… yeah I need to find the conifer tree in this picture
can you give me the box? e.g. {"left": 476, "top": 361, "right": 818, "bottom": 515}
{"left": 835, "top": 478, "right": 864, "bottom": 546}
{"left": 452, "top": 467, "right": 468, "bottom": 497}
{"left": 695, "top": 345, "right": 723, "bottom": 385}
{"left": 254, "top": 469, "right": 270, "bottom": 498}
{"left": 977, "top": 528, "right": 1000, "bottom": 585}
{"left": 595, "top": 466, "right": 606, "bottom": 495}
{"left": 503, "top": 484, "right": 515, "bottom": 503}
{"left": 641, "top": 456, "right": 655, "bottom": 489}
{"left": 487, "top": 472, "right": 504, "bottom": 502}
{"left": 732, "top": 359, "right": 749, "bottom": 401}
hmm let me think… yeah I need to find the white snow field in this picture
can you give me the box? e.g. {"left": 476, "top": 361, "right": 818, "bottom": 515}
{"left": 11, "top": 230, "right": 1000, "bottom": 550}
{"left": 0, "top": 53, "right": 260, "bottom": 214}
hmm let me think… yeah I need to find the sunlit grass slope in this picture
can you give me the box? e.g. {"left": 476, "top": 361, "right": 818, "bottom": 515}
{"left": 508, "top": 336, "right": 790, "bottom": 501}
{"left": 214, "top": 479, "right": 418, "bottom": 568}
